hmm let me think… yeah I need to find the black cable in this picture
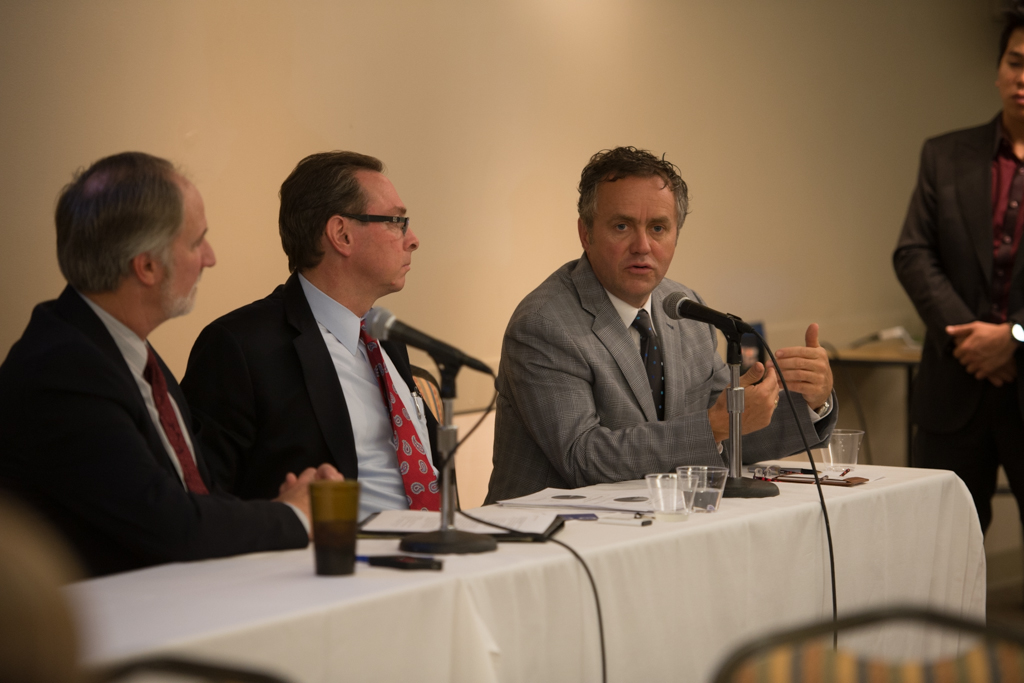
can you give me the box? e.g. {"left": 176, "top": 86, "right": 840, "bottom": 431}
{"left": 820, "top": 341, "right": 874, "bottom": 465}
{"left": 458, "top": 509, "right": 607, "bottom": 683}
{"left": 756, "top": 331, "right": 838, "bottom": 647}
{"left": 443, "top": 373, "right": 607, "bottom": 683}
{"left": 447, "top": 372, "right": 498, "bottom": 458}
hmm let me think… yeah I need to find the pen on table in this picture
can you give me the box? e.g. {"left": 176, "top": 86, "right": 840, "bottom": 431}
{"left": 839, "top": 468, "right": 851, "bottom": 478}
{"left": 357, "top": 555, "right": 443, "bottom": 570}
{"left": 597, "top": 518, "right": 652, "bottom": 527}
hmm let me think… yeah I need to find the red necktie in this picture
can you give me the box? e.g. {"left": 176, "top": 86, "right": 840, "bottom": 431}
{"left": 143, "top": 346, "right": 209, "bottom": 495}
{"left": 359, "top": 324, "right": 440, "bottom": 511}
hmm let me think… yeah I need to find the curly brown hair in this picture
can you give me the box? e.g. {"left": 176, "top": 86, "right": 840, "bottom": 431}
{"left": 577, "top": 147, "right": 689, "bottom": 234}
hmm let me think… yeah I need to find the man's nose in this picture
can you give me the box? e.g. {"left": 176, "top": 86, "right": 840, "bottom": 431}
{"left": 203, "top": 240, "right": 217, "bottom": 268}
{"left": 405, "top": 227, "right": 420, "bottom": 251}
{"left": 630, "top": 228, "right": 651, "bottom": 253}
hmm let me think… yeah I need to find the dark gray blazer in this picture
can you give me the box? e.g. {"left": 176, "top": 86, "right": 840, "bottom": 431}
{"left": 485, "top": 255, "right": 836, "bottom": 503}
{"left": 894, "top": 116, "right": 1024, "bottom": 433}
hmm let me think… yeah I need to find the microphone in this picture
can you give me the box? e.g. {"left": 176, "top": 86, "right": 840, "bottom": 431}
{"left": 363, "top": 307, "right": 493, "bottom": 375}
{"left": 662, "top": 292, "right": 755, "bottom": 337}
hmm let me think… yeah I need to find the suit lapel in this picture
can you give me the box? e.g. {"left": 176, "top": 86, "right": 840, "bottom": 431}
{"left": 956, "top": 120, "right": 997, "bottom": 284}
{"left": 571, "top": 256, "right": 658, "bottom": 422}
{"left": 53, "top": 287, "right": 184, "bottom": 481}
{"left": 283, "top": 274, "right": 359, "bottom": 479}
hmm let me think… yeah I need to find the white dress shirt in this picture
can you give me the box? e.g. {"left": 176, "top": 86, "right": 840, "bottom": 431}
{"left": 79, "top": 292, "right": 310, "bottom": 532}
{"left": 298, "top": 275, "right": 435, "bottom": 521}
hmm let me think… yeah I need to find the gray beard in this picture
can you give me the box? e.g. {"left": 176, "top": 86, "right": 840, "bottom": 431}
{"left": 161, "top": 275, "right": 199, "bottom": 319}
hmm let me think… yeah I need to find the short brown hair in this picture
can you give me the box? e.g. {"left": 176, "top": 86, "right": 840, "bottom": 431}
{"left": 55, "top": 152, "right": 183, "bottom": 292}
{"left": 577, "top": 147, "right": 689, "bottom": 232}
{"left": 278, "top": 151, "right": 384, "bottom": 272}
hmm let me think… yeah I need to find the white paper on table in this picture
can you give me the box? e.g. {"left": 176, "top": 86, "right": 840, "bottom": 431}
{"left": 498, "top": 486, "right": 654, "bottom": 513}
{"left": 361, "top": 508, "right": 561, "bottom": 535}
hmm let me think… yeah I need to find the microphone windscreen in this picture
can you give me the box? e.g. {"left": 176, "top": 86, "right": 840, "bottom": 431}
{"left": 363, "top": 307, "right": 396, "bottom": 340}
{"left": 662, "top": 291, "right": 687, "bottom": 320}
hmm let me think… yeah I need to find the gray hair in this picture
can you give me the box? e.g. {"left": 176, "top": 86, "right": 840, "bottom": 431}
{"left": 55, "top": 152, "right": 183, "bottom": 292}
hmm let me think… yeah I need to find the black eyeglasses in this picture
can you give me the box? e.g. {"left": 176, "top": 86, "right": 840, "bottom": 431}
{"left": 340, "top": 214, "right": 410, "bottom": 236}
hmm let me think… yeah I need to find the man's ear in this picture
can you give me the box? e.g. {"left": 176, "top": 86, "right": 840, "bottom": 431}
{"left": 130, "top": 252, "right": 163, "bottom": 287}
{"left": 323, "top": 215, "right": 353, "bottom": 257}
{"left": 577, "top": 217, "right": 591, "bottom": 252}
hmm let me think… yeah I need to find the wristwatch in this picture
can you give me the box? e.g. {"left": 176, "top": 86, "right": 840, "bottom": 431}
{"left": 814, "top": 397, "right": 831, "bottom": 418}
{"left": 1012, "top": 323, "right": 1024, "bottom": 343}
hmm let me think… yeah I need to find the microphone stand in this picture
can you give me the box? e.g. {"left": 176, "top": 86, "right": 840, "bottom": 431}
{"left": 399, "top": 358, "right": 498, "bottom": 554}
{"left": 721, "top": 321, "right": 779, "bottom": 499}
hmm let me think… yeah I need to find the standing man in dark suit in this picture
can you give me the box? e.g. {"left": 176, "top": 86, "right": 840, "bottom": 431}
{"left": 182, "top": 152, "right": 440, "bottom": 521}
{"left": 894, "top": 6, "right": 1024, "bottom": 534}
{"left": 486, "top": 147, "right": 837, "bottom": 502}
{"left": 0, "top": 152, "right": 340, "bottom": 576}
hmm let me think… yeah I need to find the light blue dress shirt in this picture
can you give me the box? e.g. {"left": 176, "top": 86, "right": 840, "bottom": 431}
{"left": 298, "top": 275, "right": 434, "bottom": 521}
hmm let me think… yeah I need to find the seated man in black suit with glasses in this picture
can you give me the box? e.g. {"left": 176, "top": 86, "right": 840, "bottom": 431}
{"left": 182, "top": 152, "right": 440, "bottom": 522}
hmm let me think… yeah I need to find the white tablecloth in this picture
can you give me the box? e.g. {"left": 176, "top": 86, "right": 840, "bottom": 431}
{"left": 68, "top": 465, "right": 985, "bottom": 683}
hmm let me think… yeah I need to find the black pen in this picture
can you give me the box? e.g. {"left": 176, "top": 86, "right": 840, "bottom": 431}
{"left": 357, "top": 555, "right": 443, "bottom": 570}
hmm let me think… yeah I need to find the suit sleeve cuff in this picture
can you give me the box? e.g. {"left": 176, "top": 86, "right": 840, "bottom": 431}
{"left": 284, "top": 503, "right": 311, "bottom": 536}
{"left": 808, "top": 395, "right": 834, "bottom": 423}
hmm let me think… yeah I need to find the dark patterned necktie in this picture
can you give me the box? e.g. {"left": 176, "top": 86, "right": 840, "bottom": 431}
{"left": 631, "top": 309, "right": 665, "bottom": 421}
{"left": 143, "top": 347, "right": 209, "bottom": 494}
{"left": 359, "top": 324, "right": 441, "bottom": 511}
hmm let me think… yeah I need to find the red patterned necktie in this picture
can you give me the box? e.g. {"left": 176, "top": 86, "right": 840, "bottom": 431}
{"left": 359, "top": 324, "right": 440, "bottom": 511}
{"left": 143, "top": 346, "right": 209, "bottom": 495}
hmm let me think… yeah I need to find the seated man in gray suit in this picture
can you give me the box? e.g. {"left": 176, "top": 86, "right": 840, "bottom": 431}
{"left": 486, "top": 147, "right": 837, "bottom": 502}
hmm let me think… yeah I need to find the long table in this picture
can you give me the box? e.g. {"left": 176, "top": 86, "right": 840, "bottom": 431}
{"left": 68, "top": 465, "right": 985, "bottom": 683}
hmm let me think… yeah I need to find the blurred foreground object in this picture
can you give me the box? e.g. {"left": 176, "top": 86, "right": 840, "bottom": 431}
{"left": 0, "top": 495, "right": 82, "bottom": 683}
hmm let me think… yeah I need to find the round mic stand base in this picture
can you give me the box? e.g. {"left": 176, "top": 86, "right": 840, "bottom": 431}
{"left": 723, "top": 476, "right": 779, "bottom": 498}
{"left": 399, "top": 528, "right": 498, "bottom": 554}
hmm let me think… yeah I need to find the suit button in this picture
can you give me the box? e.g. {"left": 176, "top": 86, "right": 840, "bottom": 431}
{"left": 1004, "top": 234, "right": 1013, "bottom": 244}
{"left": 1011, "top": 201, "right": 1019, "bottom": 209}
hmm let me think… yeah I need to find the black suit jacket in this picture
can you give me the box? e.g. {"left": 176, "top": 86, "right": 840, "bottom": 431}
{"left": 181, "top": 273, "right": 439, "bottom": 500}
{"left": 894, "top": 116, "right": 1024, "bottom": 432}
{"left": 0, "top": 288, "right": 308, "bottom": 576}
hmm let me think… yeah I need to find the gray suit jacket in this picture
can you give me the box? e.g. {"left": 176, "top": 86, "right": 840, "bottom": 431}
{"left": 484, "top": 255, "right": 837, "bottom": 503}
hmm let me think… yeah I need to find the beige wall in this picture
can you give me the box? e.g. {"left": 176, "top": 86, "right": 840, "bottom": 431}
{"left": 0, "top": 0, "right": 1002, "bottom": 414}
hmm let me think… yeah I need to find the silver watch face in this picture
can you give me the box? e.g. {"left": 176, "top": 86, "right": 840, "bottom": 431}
{"left": 1014, "top": 324, "right": 1024, "bottom": 343}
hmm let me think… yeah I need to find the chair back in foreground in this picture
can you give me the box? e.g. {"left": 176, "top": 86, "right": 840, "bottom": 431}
{"left": 713, "top": 606, "right": 1024, "bottom": 683}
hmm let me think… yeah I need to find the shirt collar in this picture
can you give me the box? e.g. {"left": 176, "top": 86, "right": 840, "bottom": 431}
{"left": 604, "top": 289, "right": 654, "bottom": 331}
{"left": 298, "top": 273, "right": 362, "bottom": 356}
{"left": 77, "top": 290, "right": 150, "bottom": 378}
